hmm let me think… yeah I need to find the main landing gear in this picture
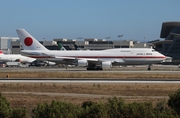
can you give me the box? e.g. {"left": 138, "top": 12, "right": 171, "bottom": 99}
{"left": 86, "top": 66, "right": 103, "bottom": 70}
{"left": 148, "top": 64, "right": 152, "bottom": 71}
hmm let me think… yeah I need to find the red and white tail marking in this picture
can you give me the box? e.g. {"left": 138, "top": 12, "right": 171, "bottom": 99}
{"left": 0, "top": 50, "right": 4, "bottom": 55}
{"left": 16, "top": 29, "right": 48, "bottom": 51}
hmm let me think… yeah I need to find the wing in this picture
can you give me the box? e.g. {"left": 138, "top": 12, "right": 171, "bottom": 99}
{"left": 53, "top": 56, "right": 125, "bottom": 66}
{"left": 44, "top": 55, "right": 100, "bottom": 66}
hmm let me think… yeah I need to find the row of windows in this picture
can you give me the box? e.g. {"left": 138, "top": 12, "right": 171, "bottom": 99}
{"left": 136, "top": 53, "right": 152, "bottom": 55}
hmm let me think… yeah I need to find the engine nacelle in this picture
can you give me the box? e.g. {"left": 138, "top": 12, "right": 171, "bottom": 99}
{"left": 77, "top": 59, "right": 88, "bottom": 67}
{"left": 102, "top": 61, "right": 112, "bottom": 68}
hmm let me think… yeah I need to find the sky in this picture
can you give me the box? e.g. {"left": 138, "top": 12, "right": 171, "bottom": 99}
{"left": 0, "top": 0, "right": 179, "bottom": 42}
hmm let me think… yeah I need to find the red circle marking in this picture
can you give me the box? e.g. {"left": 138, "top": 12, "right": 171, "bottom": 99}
{"left": 24, "top": 37, "right": 33, "bottom": 46}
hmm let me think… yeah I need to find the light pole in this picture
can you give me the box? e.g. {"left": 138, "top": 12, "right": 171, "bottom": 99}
{"left": 105, "top": 37, "right": 111, "bottom": 49}
{"left": 118, "top": 35, "right": 123, "bottom": 48}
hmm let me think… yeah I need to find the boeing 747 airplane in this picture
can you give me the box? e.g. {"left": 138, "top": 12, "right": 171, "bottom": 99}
{"left": 16, "top": 29, "right": 166, "bottom": 70}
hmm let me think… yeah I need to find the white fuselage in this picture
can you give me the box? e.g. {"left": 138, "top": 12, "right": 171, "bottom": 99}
{"left": 0, "top": 54, "right": 36, "bottom": 63}
{"left": 21, "top": 48, "right": 166, "bottom": 65}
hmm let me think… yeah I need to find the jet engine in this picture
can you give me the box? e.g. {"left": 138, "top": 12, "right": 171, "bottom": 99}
{"left": 15, "top": 59, "right": 22, "bottom": 62}
{"left": 102, "top": 61, "right": 112, "bottom": 68}
{"left": 77, "top": 59, "right": 88, "bottom": 67}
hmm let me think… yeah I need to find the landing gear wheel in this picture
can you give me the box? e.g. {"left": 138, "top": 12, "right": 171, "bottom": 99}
{"left": 147, "top": 64, "right": 152, "bottom": 71}
{"left": 86, "top": 67, "right": 91, "bottom": 70}
{"left": 86, "top": 67, "right": 103, "bottom": 71}
{"left": 96, "top": 67, "right": 103, "bottom": 70}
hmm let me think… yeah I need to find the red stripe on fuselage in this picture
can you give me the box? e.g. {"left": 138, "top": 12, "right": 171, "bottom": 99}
{"left": 29, "top": 56, "right": 166, "bottom": 59}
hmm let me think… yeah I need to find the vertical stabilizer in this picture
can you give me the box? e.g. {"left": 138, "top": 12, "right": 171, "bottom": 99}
{"left": 58, "top": 43, "right": 66, "bottom": 50}
{"left": 0, "top": 50, "right": 4, "bottom": 55}
{"left": 16, "top": 29, "right": 48, "bottom": 50}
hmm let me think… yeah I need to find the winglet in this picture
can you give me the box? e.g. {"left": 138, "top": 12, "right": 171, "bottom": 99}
{"left": 16, "top": 29, "right": 48, "bottom": 50}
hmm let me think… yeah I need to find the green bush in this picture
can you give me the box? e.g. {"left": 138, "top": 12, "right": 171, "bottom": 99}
{"left": 80, "top": 101, "right": 108, "bottom": 118}
{"left": 28, "top": 92, "right": 180, "bottom": 118}
{"left": 0, "top": 92, "right": 27, "bottom": 118}
{"left": 0, "top": 93, "right": 12, "bottom": 118}
{"left": 1, "top": 90, "right": 180, "bottom": 118}
{"left": 32, "top": 100, "right": 80, "bottom": 118}
{"left": 168, "top": 89, "right": 180, "bottom": 116}
{"left": 107, "top": 97, "right": 125, "bottom": 118}
{"left": 107, "top": 97, "right": 156, "bottom": 118}
{"left": 81, "top": 101, "right": 95, "bottom": 109}
{"left": 11, "top": 108, "right": 27, "bottom": 118}
{"left": 107, "top": 97, "right": 178, "bottom": 118}
{"left": 126, "top": 102, "right": 155, "bottom": 118}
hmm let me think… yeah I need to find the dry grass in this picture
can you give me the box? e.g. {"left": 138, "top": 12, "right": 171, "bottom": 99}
{"left": 1, "top": 83, "right": 179, "bottom": 96}
{"left": 1, "top": 83, "right": 180, "bottom": 117}
{"left": 1, "top": 70, "right": 180, "bottom": 116}
{"left": 1, "top": 71, "right": 180, "bottom": 79}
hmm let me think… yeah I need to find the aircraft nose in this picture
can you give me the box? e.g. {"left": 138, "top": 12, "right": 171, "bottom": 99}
{"left": 160, "top": 54, "right": 167, "bottom": 60}
{"left": 162, "top": 54, "right": 166, "bottom": 58}
{"left": 158, "top": 52, "right": 166, "bottom": 58}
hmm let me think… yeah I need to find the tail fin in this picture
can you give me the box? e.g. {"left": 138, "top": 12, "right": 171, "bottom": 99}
{"left": 58, "top": 43, "right": 66, "bottom": 50}
{"left": 0, "top": 50, "right": 4, "bottom": 55}
{"left": 74, "top": 44, "right": 78, "bottom": 50}
{"left": 16, "top": 29, "right": 48, "bottom": 50}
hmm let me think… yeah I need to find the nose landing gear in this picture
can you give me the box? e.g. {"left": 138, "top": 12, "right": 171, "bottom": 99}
{"left": 148, "top": 64, "right": 152, "bottom": 71}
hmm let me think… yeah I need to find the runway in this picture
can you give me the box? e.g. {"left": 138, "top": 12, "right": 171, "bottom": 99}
{"left": 0, "top": 66, "right": 180, "bottom": 74}
{"left": 1, "top": 79, "right": 180, "bottom": 84}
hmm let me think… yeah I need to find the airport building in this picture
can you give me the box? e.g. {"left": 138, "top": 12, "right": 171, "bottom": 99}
{"left": 0, "top": 37, "right": 19, "bottom": 54}
{"left": 54, "top": 38, "right": 152, "bottom": 50}
{"left": 0, "top": 37, "right": 154, "bottom": 54}
{"left": 152, "top": 22, "right": 180, "bottom": 62}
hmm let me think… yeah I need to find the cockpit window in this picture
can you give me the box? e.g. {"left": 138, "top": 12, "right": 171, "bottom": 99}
{"left": 152, "top": 50, "right": 155, "bottom": 52}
